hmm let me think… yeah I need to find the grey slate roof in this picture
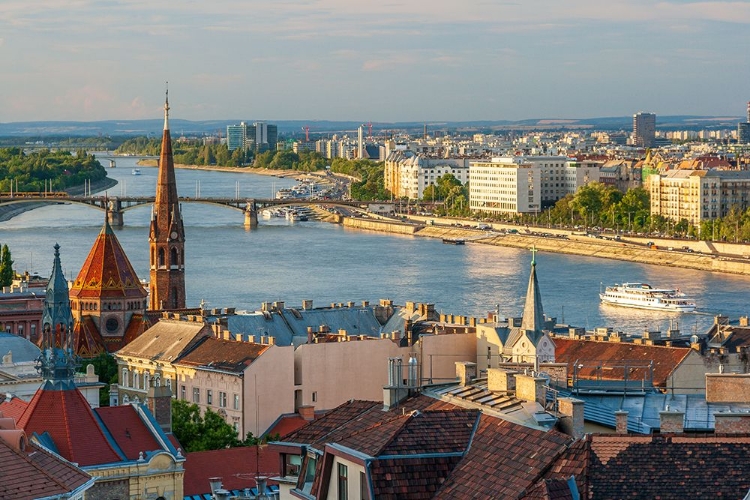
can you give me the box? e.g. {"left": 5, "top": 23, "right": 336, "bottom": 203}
{"left": 0, "top": 332, "right": 42, "bottom": 363}
{"left": 227, "top": 305, "right": 383, "bottom": 347}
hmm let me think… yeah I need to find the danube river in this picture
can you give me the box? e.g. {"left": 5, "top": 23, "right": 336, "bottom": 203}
{"left": 2, "top": 156, "right": 750, "bottom": 336}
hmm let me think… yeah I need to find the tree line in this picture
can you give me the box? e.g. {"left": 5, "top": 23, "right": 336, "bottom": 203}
{"left": 0, "top": 148, "right": 107, "bottom": 192}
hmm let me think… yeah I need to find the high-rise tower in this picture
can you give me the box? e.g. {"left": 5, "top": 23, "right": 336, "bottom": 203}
{"left": 149, "top": 87, "right": 186, "bottom": 310}
{"left": 633, "top": 112, "right": 656, "bottom": 148}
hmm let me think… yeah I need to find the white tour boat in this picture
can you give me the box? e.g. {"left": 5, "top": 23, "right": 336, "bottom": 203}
{"left": 599, "top": 282, "right": 696, "bottom": 312}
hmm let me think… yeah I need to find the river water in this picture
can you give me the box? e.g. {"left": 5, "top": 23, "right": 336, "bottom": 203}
{"left": 2, "top": 156, "right": 749, "bottom": 336}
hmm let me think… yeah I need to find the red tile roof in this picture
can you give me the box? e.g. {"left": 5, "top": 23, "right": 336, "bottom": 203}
{"left": 433, "top": 414, "right": 573, "bottom": 499}
{"left": 94, "top": 405, "right": 162, "bottom": 461}
{"left": 16, "top": 385, "right": 122, "bottom": 466}
{"left": 0, "top": 438, "right": 91, "bottom": 500}
{"left": 544, "top": 433, "right": 750, "bottom": 498}
{"left": 0, "top": 396, "right": 30, "bottom": 421}
{"left": 369, "top": 455, "right": 463, "bottom": 499}
{"left": 266, "top": 413, "right": 322, "bottom": 439}
{"left": 554, "top": 337, "right": 692, "bottom": 387}
{"left": 69, "top": 220, "right": 147, "bottom": 301}
{"left": 282, "top": 400, "right": 383, "bottom": 446}
{"left": 73, "top": 316, "right": 107, "bottom": 357}
{"left": 182, "top": 446, "right": 280, "bottom": 496}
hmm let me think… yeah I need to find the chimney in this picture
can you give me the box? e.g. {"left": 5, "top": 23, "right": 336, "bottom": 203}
{"left": 515, "top": 372, "right": 546, "bottom": 405}
{"left": 235, "top": 334, "right": 243, "bottom": 342}
{"left": 273, "top": 301, "right": 285, "bottom": 311}
{"left": 267, "top": 336, "right": 275, "bottom": 346}
{"left": 455, "top": 362, "right": 477, "bottom": 386}
{"left": 307, "top": 326, "right": 314, "bottom": 343}
{"left": 714, "top": 412, "right": 750, "bottom": 434}
{"left": 557, "top": 397, "right": 585, "bottom": 439}
{"left": 362, "top": 300, "right": 369, "bottom": 307}
{"left": 615, "top": 410, "right": 629, "bottom": 434}
{"left": 347, "top": 301, "right": 354, "bottom": 308}
{"left": 659, "top": 409, "right": 685, "bottom": 433}
{"left": 487, "top": 368, "right": 516, "bottom": 392}
{"left": 298, "top": 405, "right": 315, "bottom": 421}
{"left": 469, "top": 317, "right": 477, "bottom": 327}
{"left": 147, "top": 385, "right": 173, "bottom": 433}
{"left": 302, "top": 299, "right": 313, "bottom": 310}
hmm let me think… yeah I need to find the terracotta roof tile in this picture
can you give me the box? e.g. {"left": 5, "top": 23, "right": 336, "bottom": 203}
{"left": 94, "top": 405, "right": 161, "bottom": 461}
{"left": 433, "top": 414, "right": 573, "bottom": 499}
{"left": 73, "top": 316, "right": 107, "bottom": 357}
{"left": 282, "top": 400, "right": 382, "bottom": 446}
{"left": 0, "top": 439, "right": 91, "bottom": 500}
{"left": 16, "top": 385, "right": 122, "bottom": 466}
{"left": 69, "top": 220, "right": 147, "bottom": 301}
{"left": 0, "top": 397, "right": 30, "bottom": 421}
{"left": 369, "top": 456, "right": 463, "bottom": 499}
{"left": 554, "top": 337, "right": 691, "bottom": 388}
{"left": 182, "top": 446, "right": 280, "bottom": 496}
{"left": 116, "top": 319, "right": 211, "bottom": 361}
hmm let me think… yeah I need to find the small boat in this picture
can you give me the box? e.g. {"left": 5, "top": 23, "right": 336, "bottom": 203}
{"left": 442, "top": 238, "right": 465, "bottom": 245}
{"left": 132, "top": 168, "right": 141, "bottom": 175}
{"left": 599, "top": 282, "right": 695, "bottom": 312}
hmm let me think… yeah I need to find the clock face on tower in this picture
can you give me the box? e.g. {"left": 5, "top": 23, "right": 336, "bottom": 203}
{"left": 170, "top": 231, "right": 177, "bottom": 239}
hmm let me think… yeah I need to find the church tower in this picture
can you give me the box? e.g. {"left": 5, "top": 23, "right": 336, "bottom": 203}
{"left": 69, "top": 216, "right": 149, "bottom": 356}
{"left": 149, "top": 86, "right": 186, "bottom": 310}
{"left": 39, "top": 244, "right": 78, "bottom": 385}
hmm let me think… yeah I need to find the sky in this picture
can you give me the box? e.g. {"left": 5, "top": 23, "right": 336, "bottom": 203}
{"left": 1, "top": 0, "right": 749, "bottom": 123}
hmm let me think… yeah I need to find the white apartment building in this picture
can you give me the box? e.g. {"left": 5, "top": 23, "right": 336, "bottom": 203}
{"left": 469, "top": 158, "right": 541, "bottom": 214}
{"left": 469, "top": 156, "right": 599, "bottom": 215}
{"left": 384, "top": 151, "right": 469, "bottom": 199}
{"left": 649, "top": 170, "right": 750, "bottom": 225}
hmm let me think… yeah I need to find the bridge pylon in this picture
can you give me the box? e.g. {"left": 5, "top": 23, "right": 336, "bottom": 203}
{"left": 107, "top": 199, "right": 124, "bottom": 227}
{"left": 244, "top": 200, "right": 258, "bottom": 229}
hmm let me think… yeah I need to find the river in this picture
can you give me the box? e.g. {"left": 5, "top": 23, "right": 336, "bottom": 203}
{"left": 1, "top": 156, "right": 749, "bottom": 337}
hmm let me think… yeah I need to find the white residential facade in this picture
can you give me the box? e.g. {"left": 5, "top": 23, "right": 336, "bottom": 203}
{"left": 469, "top": 158, "right": 541, "bottom": 214}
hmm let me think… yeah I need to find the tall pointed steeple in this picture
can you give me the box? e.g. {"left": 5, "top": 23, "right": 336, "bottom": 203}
{"left": 520, "top": 246, "right": 545, "bottom": 333}
{"left": 149, "top": 83, "right": 186, "bottom": 310}
{"left": 38, "top": 244, "right": 78, "bottom": 386}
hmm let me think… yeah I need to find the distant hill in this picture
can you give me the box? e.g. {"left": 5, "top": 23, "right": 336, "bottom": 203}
{"left": 0, "top": 115, "right": 744, "bottom": 138}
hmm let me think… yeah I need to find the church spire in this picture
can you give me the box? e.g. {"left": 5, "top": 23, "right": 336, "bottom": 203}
{"left": 149, "top": 85, "right": 186, "bottom": 310}
{"left": 520, "top": 246, "right": 545, "bottom": 333}
{"left": 164, "top": 81, "right": 170, "bottom": 131}
{"left": 38, "top": 244, "right": 78, "bottom": 386}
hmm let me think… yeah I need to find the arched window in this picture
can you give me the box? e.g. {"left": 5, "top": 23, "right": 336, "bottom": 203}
{"left": 171, "top": 287, "right": 178, "bottom": 309}
{"left": 123, "top": 394, "right": 130, "bottom": 404}
{"left": 158, "top": 248, "right": 165, "bottom": 267}
{"left": 122, "top": 368, "right": 129, "bottom": 387}
{"left": 144, "top": 373, "right": 150, "bottom": 390}
{"left": 171, "top": 247, "right": 178, "bottom": 266}
{"left": 155, "top": 374, "right": 161, "bottom": 387}
{"left": 134, "top": 372, "right": 140, "bottom": 390}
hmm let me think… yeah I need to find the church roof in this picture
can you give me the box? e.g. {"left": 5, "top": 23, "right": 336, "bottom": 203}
{"left": 72, "top": 316, "right": 107, "bottom": 358}
{"left": 69, "top": 220, "right": 147, "bottom": 300}
{"left": 16, "top": 383, "right": 123, "bottom": 466}
{"left": 520, "top": 257, "right": 544, "bottom": 333}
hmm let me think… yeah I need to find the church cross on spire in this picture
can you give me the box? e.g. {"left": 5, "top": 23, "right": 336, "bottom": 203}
{"left": 164, "top": 81, "right": 170, "bottom": 131}
{"left": 530, "top": 245, "right": 538, "bottom": 266}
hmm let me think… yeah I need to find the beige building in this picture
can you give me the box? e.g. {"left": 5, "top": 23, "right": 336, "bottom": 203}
{"left": 384, "top": 151, "right": 469, "bottom": 199}
{"left": 649, "top": 169, "right": 750, "bottom": 225}
{"left": 173, "top": 336, "right": 294, "bottom": 439}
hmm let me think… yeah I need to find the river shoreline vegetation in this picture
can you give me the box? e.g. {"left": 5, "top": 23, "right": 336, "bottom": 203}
{"left": 0, "top": 148, "right": 107, "bottom": 192}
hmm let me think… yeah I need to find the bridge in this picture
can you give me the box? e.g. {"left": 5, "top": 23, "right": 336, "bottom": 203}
{"left": 0, "top": 194, "right": 368, "bottom": 228}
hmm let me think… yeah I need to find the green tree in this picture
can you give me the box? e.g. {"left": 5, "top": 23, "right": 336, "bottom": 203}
{"left": 89, "top": 352, "right": 118, "bottom": 405}
{"left": 0, "top": 244, "right": 14, "bottom": 287}
{"left": 172, "top": 400, "right": 243, "bottom": 452}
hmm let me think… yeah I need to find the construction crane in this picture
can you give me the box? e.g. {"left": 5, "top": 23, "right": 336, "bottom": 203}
{"left": 302, "top": 126, "right": 310, "bottom": 142}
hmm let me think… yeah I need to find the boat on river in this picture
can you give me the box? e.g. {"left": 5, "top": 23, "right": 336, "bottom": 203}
{"left": 132, "top": 168, "right": 141, "bottom": 175}
{"left": 442, "top": 238, "right": 465, "bottom": 245}
{"left": 599, "top": 282, "right": 696, "bottom": 312}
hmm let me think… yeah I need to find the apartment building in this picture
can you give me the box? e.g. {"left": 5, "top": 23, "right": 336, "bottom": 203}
{"left": 384, "top": 151, "right": 469, "bottom": 199}
{"left": 469, "top": 157, "right": 541, "bottom": 214}
{"left": 649, "top": 170, "right": 750, "bottom": 224}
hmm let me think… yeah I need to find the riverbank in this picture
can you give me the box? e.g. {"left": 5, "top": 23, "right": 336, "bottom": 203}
{"left": 344, "top": 215, "right": 750, "bottom": 276}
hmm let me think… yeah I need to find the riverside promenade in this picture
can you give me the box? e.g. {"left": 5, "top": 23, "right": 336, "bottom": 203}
{"left": 343, "top": 214, "right": 750, "bottom": 277}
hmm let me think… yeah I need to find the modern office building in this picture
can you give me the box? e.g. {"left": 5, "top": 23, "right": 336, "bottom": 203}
{"left": 738, "top": 102, "right": 750, "bottom": 144}
{"left": 226, "top": 121, "right": 278, "bottom": 152}
{"left": 469, "top": 157, "right": 541, "bottom": 215}
{"left": 633, "top": 112, "right": 657, "bottom": 148}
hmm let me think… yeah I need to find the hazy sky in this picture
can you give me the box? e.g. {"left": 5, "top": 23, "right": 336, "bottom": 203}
{"left": 1, "top": 0, "right": 749, "bottom": 122}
